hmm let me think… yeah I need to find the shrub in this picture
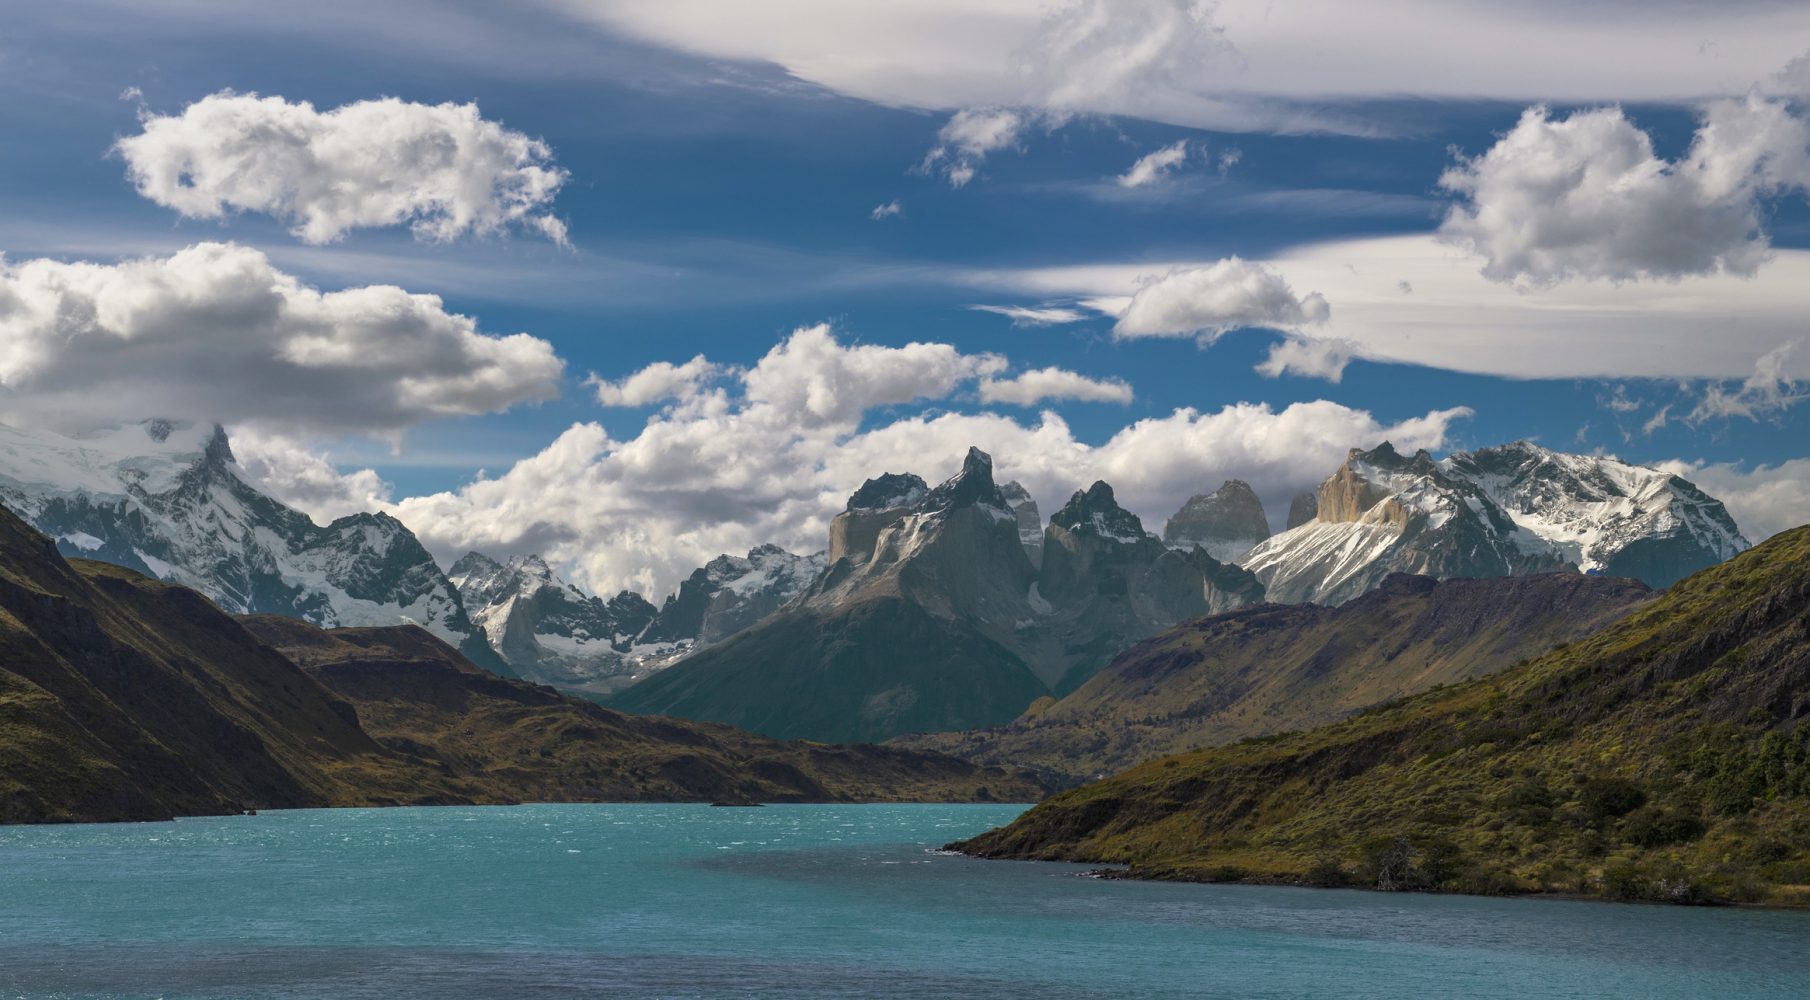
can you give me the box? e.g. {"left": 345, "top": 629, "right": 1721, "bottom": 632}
{"left": 1579, "top": 777, "right": 1648, "bottom": 823}
{"left": 1622, "top": 806, "right": 1707, "bottom": 848}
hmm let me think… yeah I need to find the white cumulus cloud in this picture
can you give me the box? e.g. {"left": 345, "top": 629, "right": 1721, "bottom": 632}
{"left": 918, "top": 107, "right": 1030, "bottom": 187}
{"left": 233, "top": 429, "right": 396, "bottom": 525}
{"left": 591, "top": 355, "right": 723, "bottom": 408}
{"left": 1113, "top": 258, "right": 1331, "bottom": 344}
{"left": 115, "top": 91, "right": 570, "bottom": 245}
{"left": 978, "top": 367, "right": 1133, "bottom": 406}
{"left": 0, "top": 242, "right": 564, "bottom": 437}
{"left": 1438, "top": 97, "right": 1810, "bottom": 286}
{"left": 1256, "top": 336, "right": 1360, "bottom": 383}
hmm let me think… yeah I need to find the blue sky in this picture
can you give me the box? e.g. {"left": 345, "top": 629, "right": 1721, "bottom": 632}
{"left": 2, "top": 1, "right": 1808, "bottom": 596}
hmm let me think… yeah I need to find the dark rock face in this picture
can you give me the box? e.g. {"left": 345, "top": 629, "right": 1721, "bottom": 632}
{"left": 999, "top": 481, "right": 1043, "bottom": 568}
{"left": 1162, "top": 480, "right": 1272, "bottom": 562}
{"left": 1050, "top": 481, "right": 1145, "bottom": 541}
{"left": 1286, "top": 491, "right": 1319, "bottom": 530}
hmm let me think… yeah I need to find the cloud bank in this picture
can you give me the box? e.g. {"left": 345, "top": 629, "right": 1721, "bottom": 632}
{"left": 349, "top": 324, "right": 1472, "bottom": 598}
{"left": 0, "top": 242, "right": 563, "bottom": 436}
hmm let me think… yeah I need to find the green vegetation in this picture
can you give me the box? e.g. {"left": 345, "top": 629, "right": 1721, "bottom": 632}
{"left": 956, "top": 526, "right": 1810, "bottom": 906}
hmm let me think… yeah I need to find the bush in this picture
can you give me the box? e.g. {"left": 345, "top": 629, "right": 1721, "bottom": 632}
{"left": 1580, "top": 777, "right": 1648, "bottom": 823}
{"left": 1623, "top": 806, "right": 1707, "bottom": 847}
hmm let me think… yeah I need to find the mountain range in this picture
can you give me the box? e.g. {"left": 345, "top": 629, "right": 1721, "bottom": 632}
{"left": 0, "top": 420, "right": 1760, "bottom": 751}
{"left": 0, "top": 501, "right": 1046, "bottom": 823}
{"left": 1243, "top": 441, "right": 1748, "bottom": 605}
{"left": 611, "top": 448, "right": 1268, "bottom": 742}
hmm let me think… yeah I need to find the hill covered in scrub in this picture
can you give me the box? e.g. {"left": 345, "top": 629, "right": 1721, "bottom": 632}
{"left": 954, "top": 525, "right": 1810, "bottom": 906}
{"left": 0, "top": 503, "right": 1049, "bottom": 824}
{"left": 246, "top": 616, "right": 1045, "bottom": 806}
{"left": 899, "top": 573, "right": 1654, "bottom": 783}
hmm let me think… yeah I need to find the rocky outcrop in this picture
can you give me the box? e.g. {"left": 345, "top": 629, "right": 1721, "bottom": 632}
{"left": 827, "top": 472, "right": 926, "bottom": 564}
{"left": 1285, "top": 491, "right": 1318, "bottom": 530}
{"left": 1000, "top": 480, "right": 1043, "bottom": 568}
{"left": 1162, "top": 480, "right": 1271, "bottom": 562}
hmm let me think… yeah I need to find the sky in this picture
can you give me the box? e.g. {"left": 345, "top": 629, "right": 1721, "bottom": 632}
{"left": 2, "top": 0, "right": 1808, "bottom": 599}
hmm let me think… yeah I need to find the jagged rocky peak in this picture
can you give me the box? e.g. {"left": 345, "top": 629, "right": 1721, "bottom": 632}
{"left": 845, "top": 472, "right": 928, "bottom": 512}
{"left": 829, "top": 471, "right": 929, "bottom": 564}
{"left": 1286, "top": 491, "right": 1319, "bottom": 530}
{"left": 1163, "top": 479, "right": 1271, "bottom": 563}
{"left": 1050, "top": 480, "right": 1147, "bottom": 543}
{"left": 451, "top": 549, "right": 661, "bottom": 690}
{"left": 921, "top": 446, "right": 1010, "bottom": 514}
{"left": 999, "top": 480, "right": 1043, "bottom": 567}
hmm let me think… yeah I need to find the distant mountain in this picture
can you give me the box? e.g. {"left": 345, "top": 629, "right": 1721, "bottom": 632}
{"left": 612, "top": 448, "right": 1266, "bottom": 742}
{"left": 954, "top": 523, "right": 1810, "bottom": 906}
{"left": 448, "top": 552, "right": 659, "bottom": 691}
{"left": 0, "top": 420, "right": 502, "bottom": 671}
{"left": 450, "top": 544, "right": 823, "bottom": 693}
{"left": 0, "top": 500, "right": 1049, "bottom": 824}
{"left": 1243, "top": 441, "right": 1747, "bottom": 605}
{"left": 898, "top": 572, "right": 1653, "bottom": 782}
{"left": 1162, "top": 479, "right": 1270, "bottom": 562}
{"left": 1039, "top": 480, "right": 1266, "bottom": 692}
{"left": 639, "top": 544, "right": 825, "bottom": 649}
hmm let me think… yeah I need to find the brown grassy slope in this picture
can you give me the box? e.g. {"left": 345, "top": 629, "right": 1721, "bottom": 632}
{"left": 955, "top": 527, "right": 1810, "bottom": 906}
{"left": 0, "top": 505, "right": 419, "bottom": 823}
{"left": 897, "top": 574, "right": 1652, "bottom": 782}
{"left": 242, "top": 616, "right": 1054, "bottom": 805}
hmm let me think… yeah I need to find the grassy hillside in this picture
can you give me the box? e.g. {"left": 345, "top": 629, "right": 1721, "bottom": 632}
{"left": 610, "top": 598, "right": 1049, "bottom": 743}
{"left": 245, "top": 616, "right": 1051, "bottom": 805}
{"left": 0, "top": 502, "right": 429, "bottom": 823}
{"left": 955, "top": 527, "right": 1810, "bottom": 906}
{"left": 899, "top": 574, "right": 1651, "bottom": 782}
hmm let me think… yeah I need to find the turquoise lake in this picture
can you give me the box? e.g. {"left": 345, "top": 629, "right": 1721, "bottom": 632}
{"left": 2, "top": 803, "right": 1807, "bottom": 998}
